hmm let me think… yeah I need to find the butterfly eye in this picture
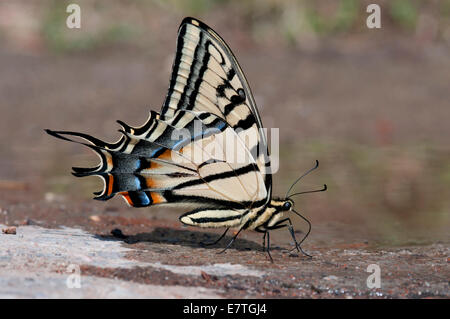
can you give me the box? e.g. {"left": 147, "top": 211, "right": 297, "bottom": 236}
{"left": 283, "top": 202, "right": 292, "bottom": 210}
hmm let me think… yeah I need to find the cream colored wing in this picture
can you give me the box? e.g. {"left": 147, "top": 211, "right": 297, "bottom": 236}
{"left": 161, "top": 17, "right": 272, "bottom": 202}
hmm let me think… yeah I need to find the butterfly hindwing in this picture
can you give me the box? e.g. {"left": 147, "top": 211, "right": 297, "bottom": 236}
{"left": 46, "top": 107, "right": 267, "bottom": 210}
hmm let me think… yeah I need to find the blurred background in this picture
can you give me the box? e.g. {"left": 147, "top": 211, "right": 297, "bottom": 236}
{"left": 0, "top": 0, "right": 449, "bottom": 248}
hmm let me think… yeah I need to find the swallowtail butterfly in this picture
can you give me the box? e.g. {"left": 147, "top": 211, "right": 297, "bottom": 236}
{"left": 46, "top": 17, "right": 326, "bottom": 261}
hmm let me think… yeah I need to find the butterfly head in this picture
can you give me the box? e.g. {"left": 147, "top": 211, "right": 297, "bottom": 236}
{"left": 269, "top": 198, "right": 294, "bottom": 212}
{"left": 282, "top": 198, "right": 294, "bottom": 211}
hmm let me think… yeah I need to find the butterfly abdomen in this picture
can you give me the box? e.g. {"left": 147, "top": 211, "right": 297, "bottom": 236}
{"left": 179, "top": 208, "right": 248, "bottom": 228}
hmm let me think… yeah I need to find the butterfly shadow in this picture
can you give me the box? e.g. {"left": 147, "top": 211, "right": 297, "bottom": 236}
{"left": 97, "top": 227, "right": 270, "bottom": 252}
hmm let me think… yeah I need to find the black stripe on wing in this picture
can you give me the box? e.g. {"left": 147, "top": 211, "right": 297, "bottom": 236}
{"left": 165, "top": 191, "right": 267, "bottom": 210}
{"left": 172, "top": 163, "right": 255, "bottom": 190}
{"left": 160, "top": 17, "right": 272, "bottom": 203}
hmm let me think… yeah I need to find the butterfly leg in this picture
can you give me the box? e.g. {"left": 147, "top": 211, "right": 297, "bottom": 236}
{"left": 200, "top": 228, "right": 229, "bottom": 247}
{"left": 265, "top": 231, "right": 274, "bottom": 263}
{"left": 262, "top": 231, "right": 266, "bottom": 252}
{"left": 254, "top": 227, "right": 266, "bottom": 251}
{"left": 287, "top": 224, "right": 312, "bottom": 258}
{"left": 217, "top": 227, "right": 244, "bottom": 255}
{"left": 265, "top": 218, "right": 312, "bottom": 258}
{"left": 255, "top": 227, "right": 274, "bottom": 262}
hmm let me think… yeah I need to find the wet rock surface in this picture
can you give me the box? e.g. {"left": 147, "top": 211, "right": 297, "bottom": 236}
{"left": 0, "top": 200, "right": 448, "bottom": 299}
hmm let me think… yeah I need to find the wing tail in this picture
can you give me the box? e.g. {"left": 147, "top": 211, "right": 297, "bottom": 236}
{"left": 45, "top": 109, "right": 231, "bottom": 207}
{"left": 45, "top": 127, "right": 196, "bottom": 206}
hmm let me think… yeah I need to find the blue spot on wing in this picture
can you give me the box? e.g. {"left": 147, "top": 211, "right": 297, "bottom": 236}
{"left": 137, "top": 192, "right": 150, "bottom": 206}
{"left": 134, "top": 176, "right": 142, "bottom": 189}
{"left": 129, "top": 191, "right": 151, "bottom": 207}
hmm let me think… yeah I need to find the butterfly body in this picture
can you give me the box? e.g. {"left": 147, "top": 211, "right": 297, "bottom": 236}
{"left": 250, "top": 199, "right": 293, "bottom": 230}
{"left": 46, "top": 17, "right": 321, "bottom": 260}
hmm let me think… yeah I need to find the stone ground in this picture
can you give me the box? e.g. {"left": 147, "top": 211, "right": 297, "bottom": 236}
{"left": 0, "top": 199, "right": 448, "bottom": 299}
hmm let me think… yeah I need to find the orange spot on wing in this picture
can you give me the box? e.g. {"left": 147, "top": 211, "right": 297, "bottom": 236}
{"left": 150, "top": 161, "right": 161, "bottom": 169}
{"left": 150, "top": 192, "right": 165, "bottom": 204}
{"left": 107, "top": 174, "right": 114, "bottom": 195}
{"left": 158, "top": 149, "right": 173, "bottom": 160}
{"left": 106, "top": 154, "right": 113, "bottom": 168}
{"left": 145, "top": 177, "right": 157, "bottom": 189}
{"left": 120, "top": 192, "right": 133, "bottom": 206}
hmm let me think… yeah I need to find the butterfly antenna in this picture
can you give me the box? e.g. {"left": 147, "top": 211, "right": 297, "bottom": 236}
{"left": 288, "top": 184, "right": 327, "bottom": 199}
{"left": 285, "top": 160, "right": 320, "bottom": 198}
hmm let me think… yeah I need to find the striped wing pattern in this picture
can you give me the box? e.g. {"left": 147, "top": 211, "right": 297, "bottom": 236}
{"left": 162, "top": 18, "right": 272, "bottom": 198}
{"left": 46, "top": 17, "right": 273, "bottom": 229}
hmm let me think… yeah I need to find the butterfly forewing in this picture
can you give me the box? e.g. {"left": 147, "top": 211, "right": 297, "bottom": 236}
{"left": 162, "top": 18, "right": 272, "bottom": 204}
